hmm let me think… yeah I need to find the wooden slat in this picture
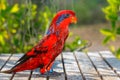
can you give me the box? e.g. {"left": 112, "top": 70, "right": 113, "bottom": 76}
{"left": 87, "top": 52, "right": 120, "bottom": 80}
{"left": 0, "top": 51, "right": 120, "bottom": 80}
{"left": 0, "top": 54, "right": 23, "bottom": 80}
{"left": 62, "top": 52, "right": 83, "bottom": 80}
{"left": 48, "top": 54, "right": 65, "bottom": 80}
{"left": 100, "top": 51, "right": 120, "bottom": 76}
{"left": 30, "top": 68, "right": 46, "bottom": 80}
{"left": 0, "top": 54, "right": 11, "bottom": 69}
{"left": 12, "top": 70, "right": 31, "bottom": 80}
{"left": 0, "top": 54, "right": 34, "bottom": 80}
{"left": 0, "top": 54, "right": 12, "bottom": 80}
{"left": 11, "top": 54, "right": 31, "bottom": 80}
{"left": 74, "top": 51, "right": 101, "bottom": 80}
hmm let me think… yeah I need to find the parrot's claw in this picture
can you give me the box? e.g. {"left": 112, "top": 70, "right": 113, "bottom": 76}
{"left": 40, "top": 71, "right": 62, "bottom": 77}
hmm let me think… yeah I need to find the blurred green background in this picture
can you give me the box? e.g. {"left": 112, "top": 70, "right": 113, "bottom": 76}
{"left": 1, "top": 0, "right": 119, "bottom": 54}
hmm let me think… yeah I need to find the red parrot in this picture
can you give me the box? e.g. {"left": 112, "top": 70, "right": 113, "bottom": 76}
{"left": 1, "top": 10, "right": 77, "bottom": 74}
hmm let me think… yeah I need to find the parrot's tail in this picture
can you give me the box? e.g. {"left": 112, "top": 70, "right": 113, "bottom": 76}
{"left": 0, "top": 69, "right": 14, "bottom": 74}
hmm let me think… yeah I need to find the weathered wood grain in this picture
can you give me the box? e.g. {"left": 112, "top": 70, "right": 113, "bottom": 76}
{"left": 100, "top": 51, "right": 120, "bottom": 77}
{"left": 0, "top": 54, "right": 12, "bottom": 80}
{"left": 88, "top": 52, "right": 120, "bottom": 80}
{"left": 10, "top": 54, "right": 32, "bottom": 80}
{"left": 30, "top": 68, "right": 46, "bottom": 80}
{"left": 74, "top": 51, "right": 101, "bottom": 80}
{"left": 0, "top": 54, "right": 11, "bottom": 69}
{"left": 62, "top": 52, "right": 83, "bottom": 80}
{"left": 12, "top": 71, "right": 31, "bottom": 80}
{"left": 48, "top": 54, "right": 65, "bottom": 80}
{"left": 0, "top": 51, "right": 120, "bottom": 80}
{"left": 0, "top": 54, "right": 24, "bottom": 80}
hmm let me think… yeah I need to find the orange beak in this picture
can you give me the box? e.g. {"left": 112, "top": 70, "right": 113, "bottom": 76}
{"left": 71, "top": 16, "right": 77, "bottom": 24}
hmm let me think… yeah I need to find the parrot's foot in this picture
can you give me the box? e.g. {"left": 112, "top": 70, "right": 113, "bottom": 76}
{"left": 40, "top": 71, "right": 63, "bottom": 77}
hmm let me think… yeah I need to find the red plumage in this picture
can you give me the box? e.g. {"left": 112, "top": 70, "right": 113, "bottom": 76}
{"left": 1, "top": 10, "right": 77, "bottom": 74}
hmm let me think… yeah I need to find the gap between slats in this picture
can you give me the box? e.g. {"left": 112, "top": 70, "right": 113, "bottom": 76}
{"left": 99, "top": 51, "right": 120, "bottom": 78}
{"left": 73, "top": 52, "right": 85, "bottom": 80}
{"left": 0, "top": 54, "right": 13, "bottom": 71}
{"left": 62, "top": 52, "right": 83, "bottom": 80}
{"left": 74, "top": 51, "right": 102, "bottom": 80}
{"left": 87, "top": 52, "right": 120, "bottom": 80}
{"left": 86, "top": 52, "right": 103, "bottom": 80}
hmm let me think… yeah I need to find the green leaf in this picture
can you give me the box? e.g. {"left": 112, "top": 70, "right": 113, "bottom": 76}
{"left": 100, "top": 29, "right": 112, "bottom": 36}
{"left": 103, "top": 36, "right": 111, "bottom": 44}
{"left": 102, "top": 0, "right": 120, "bottom": 59}
{"left": 107, "top": 0, "right": 120, "bottom": 5}
{"left": 117, "top": 27, "right": 120, "bottom": 35}
{"left": 109, "top": 45, "right": 115, "bottom": 52}
{"left": 65, "top": 36, "right": 88, "bottom": 51}
{"left": 107, "top": 13, "right": 118, "bottom": 21}
{"left": 111, "top": 21, "right": 116, "bottom": 30}
{"left": 115, "top": 48, "right": 120, "bottom": 59}
{"left": 0, "top": 34, "right": 5, "bottom": 45}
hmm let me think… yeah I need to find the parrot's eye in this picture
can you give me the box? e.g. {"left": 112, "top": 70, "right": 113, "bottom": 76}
{"left": 56, "top": 14, "right": 70, "bottom": 25}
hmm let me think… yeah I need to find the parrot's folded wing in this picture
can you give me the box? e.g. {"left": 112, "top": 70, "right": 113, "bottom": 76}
{"left": 16, "top": 34, "right": 58, "bottom": 64}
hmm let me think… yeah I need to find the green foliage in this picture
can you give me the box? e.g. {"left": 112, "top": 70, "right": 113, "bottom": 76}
{"left": 100, "top": 28, "right": 116, "bottom": 44}
{"left": 65, "top": 36, "right": 88, "bottom": 52}
{"left": 51, "top": 0, "right": 106, "bottom": 24}
{"left": 38, "top": 7, "right": 55, "bottom": 34}
{"left": 0, "top": 0, "right": 87, "bottom": 53}
{"left": 73, "top": 0, "right": 104, "bottom": 24}
{"left": 0, "top": 0, "right": 54, "bottom": 53}
{"left": 101, "top": 0, "right": 120, "bottom": 58}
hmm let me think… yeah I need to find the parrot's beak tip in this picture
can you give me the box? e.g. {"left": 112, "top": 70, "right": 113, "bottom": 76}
{"left": 72, "top": 16, "right": 77, "bottom": 24}
{"left": 74, "top": 20, "right": 77, "bottom": 24}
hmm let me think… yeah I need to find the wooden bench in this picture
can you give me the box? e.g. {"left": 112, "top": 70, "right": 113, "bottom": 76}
{"left": 0, "top": 51, "right": 120, "bottom": 80}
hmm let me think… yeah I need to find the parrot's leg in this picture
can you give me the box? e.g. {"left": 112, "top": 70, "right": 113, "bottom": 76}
{"left": 48, "top": 67, "right": 53, "bottom": 73}
{"left": 40, "top": 62, "right": 62, "bottom": 77}
{"left": 47, "top": 64, "right": 62, "bottom": 77}
{"left": 46, "top": 61, "right": 54, "bottom": 72}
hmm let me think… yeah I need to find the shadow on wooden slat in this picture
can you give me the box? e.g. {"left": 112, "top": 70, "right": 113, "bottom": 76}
{"left": 12, "top": 72, "right": 30, "bottom": 77}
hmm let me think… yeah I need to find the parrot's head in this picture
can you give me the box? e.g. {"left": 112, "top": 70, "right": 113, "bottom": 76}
{"left": 47, "top": 10, "right": 77, "bottom": 35}
{"left": 51, "top": 10, "right": 77, "bottom": 26}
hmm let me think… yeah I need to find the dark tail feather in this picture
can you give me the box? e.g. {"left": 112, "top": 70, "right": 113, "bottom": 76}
{"left": 0, "top": 69, "right": 14, "bottom": 74}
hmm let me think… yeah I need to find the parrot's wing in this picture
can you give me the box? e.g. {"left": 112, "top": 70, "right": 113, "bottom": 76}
{"left": 12, "top": 54, "right": 31, "bottom": 70}
{"left": 16, "top": 34, "right": 57, "bottom": 64}
{"left": 15, "top": 54, "right": 31, "bottom": 64}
